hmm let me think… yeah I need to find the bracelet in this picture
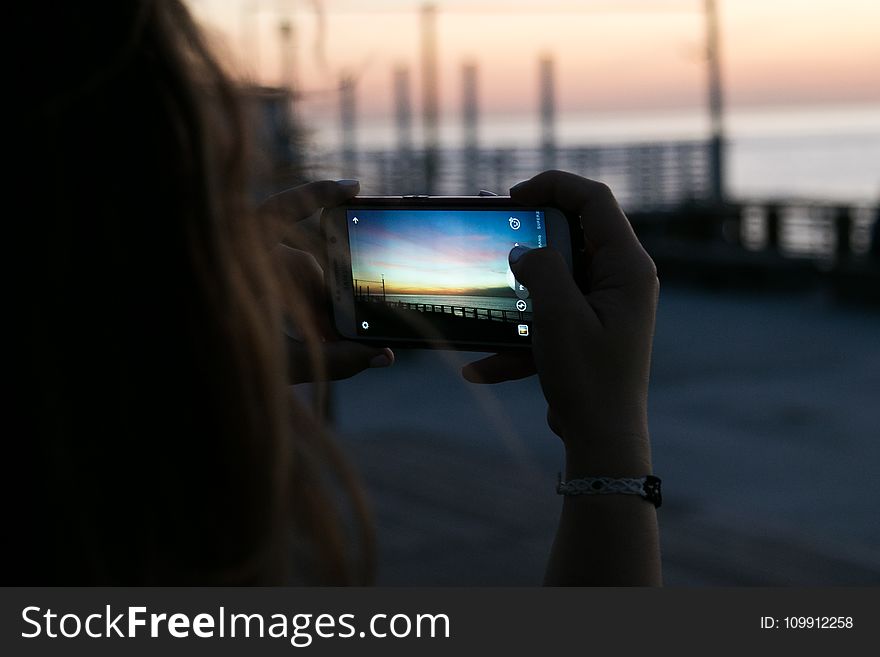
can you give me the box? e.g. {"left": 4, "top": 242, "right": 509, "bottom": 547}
{"left": 556, "top": 473, "right": 662, "bottom": 508}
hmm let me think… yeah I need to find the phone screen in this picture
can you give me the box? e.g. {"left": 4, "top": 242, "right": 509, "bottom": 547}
{"left": 345, "top": 207, "right": 546, "bottom": 345}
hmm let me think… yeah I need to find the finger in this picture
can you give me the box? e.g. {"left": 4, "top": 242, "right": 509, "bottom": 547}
{"left": 288, "top": 341, "right": 394, "bottom": 384}
{"left": 509, "top": 245, "right": 597, "bottom": 329}
{"left": 275, "top": 245, "right": 336, "bottom": 337}
{"left": 461, "top": 351, "right": 536, "bottom": 384}
{"left": 509, "top": 170, "right": 638, "bottom": 251}
{"left": 263, "top": 179, "right": 360, "bottom": 222}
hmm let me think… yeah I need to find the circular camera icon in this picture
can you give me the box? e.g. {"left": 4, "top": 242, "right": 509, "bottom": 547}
{"left": 515, "top": 299, "right": 528, "bottom": 312}
{"left": 508, "top": 217, "right": 521, "bottom": 230}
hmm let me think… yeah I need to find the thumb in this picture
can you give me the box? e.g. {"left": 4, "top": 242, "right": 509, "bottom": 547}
{"left": 320, "top": 342, "right": 394, "bottom": 381}
{"left": 509, "top": 246, "right": 583, "bottom": 318}
{"left": 288, "top": 340, "right": 394, "bottom": 383}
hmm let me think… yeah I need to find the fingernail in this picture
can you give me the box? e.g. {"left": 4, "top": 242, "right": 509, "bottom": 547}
{"left": 369, "top": 348, "right": 393, "bottom": 368}
{"left": 509, "top": 245, "right": 531, "bottom": 263}
{"left": 337, "top": 179, "right": 360, "bottom": 190}
{"left": 509, "top": 180, "right": 528, "bottom": 193}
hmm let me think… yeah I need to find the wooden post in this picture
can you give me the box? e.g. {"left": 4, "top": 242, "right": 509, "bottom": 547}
{"left": 421, "top": 4, "right": 440, "bottom": 193}
{"left": 834, "top": 206, "right": 851, "bottom": 263}
{"left": 871, "top": 205, "right": 880, "bottom": 259}
{"left": 705, "top": 0, "right": 725, "bottom": 204}
{"left": 765, "top": 204, "right": 780, "bottom": 253}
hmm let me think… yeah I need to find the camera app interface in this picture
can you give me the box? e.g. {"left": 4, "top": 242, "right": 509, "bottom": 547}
{"left": 347, "top": 208, "right": 545, "bottom": 343}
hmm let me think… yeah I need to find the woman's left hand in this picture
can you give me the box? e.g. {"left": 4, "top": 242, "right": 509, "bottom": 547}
{"left": 263, "top": 180, "right": 395, "bottom": 384}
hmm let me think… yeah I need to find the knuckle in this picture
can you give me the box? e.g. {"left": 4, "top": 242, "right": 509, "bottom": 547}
{"left": 282, "top": 248, "right": 322, "bottom": 282}
{"left": 532, "top": 169, "right": 571, "bottom": 189}
{"left": 643, "top": 253, "right": 658, "bottom": 280}
{"left": 300, "top": 250, "right": 322, "bottom": 273}
{"left": 588, "top": 180, "right": 615, "bottom": 202}
{"left": 632, "top": 256, "right": 659, "bottom": 293}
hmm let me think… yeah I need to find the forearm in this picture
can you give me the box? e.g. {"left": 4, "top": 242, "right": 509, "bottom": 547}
{"left": 544, "top": 431, "right": 662, "bottom": 586}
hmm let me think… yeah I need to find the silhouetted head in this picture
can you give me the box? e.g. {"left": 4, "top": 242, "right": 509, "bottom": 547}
{"left": 11, "top": 1, "right": 370, "bottom": 585}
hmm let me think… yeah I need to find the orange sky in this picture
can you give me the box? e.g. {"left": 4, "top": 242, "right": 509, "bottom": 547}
{"left": 191, "top": 0, "right": 880, "bottom": 115}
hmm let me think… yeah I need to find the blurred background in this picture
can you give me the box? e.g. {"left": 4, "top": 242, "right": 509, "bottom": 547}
{"left": 189, "top": 0, "right": 879, "bottom": 584}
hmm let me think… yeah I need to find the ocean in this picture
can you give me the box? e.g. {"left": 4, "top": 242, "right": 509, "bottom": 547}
{"left": 300, "top": 102, "right": 880, "bottom": 203}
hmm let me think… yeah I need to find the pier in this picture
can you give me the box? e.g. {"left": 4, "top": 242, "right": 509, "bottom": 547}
{"left": 358, "top": 294, "right": 531, "bottom": 323}
{"left": 354, "top": 277, "right": 533, "bottom": 323}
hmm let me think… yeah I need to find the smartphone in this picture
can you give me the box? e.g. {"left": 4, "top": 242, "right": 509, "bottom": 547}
{"left": 322, "top": 196, "right": 573, "bottom": 350}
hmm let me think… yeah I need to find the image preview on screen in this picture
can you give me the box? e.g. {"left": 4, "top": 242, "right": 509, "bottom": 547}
{"left": 346, "top": 208, "right": 546, "bottom": 342}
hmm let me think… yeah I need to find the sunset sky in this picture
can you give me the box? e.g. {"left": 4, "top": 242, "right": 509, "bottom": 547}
{"left": 190, "top": 0, "right": 880, "bottom": 116}
{"left": 348, "top": 209, "right": 542, "bottom": 295}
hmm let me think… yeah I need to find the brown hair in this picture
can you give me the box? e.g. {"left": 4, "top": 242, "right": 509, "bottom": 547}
{"left": 12, "top": 1, "right": 371, "bottom": 584}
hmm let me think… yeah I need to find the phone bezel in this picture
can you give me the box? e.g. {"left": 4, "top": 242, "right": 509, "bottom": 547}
{"left": 322, "top": 196, "right": 573, "bottom": 351}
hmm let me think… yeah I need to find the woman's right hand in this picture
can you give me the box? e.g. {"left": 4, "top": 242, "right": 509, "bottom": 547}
{"left": 463, "top": 170, "right": 659, "bottom": 476}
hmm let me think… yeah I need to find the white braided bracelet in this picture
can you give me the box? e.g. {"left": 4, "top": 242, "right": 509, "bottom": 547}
{"left": 556, "top": 473, "right": 662, "bottom": 508}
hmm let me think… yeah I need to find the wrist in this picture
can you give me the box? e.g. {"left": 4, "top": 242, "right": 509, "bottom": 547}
{"left": 563, "top": 429, "right": 652, "bottom": 478}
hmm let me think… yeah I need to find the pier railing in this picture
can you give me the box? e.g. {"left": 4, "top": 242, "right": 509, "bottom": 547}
{"left": 308, "top": 139, "right": 877, "bottom": 264}
{"left": 356, "top": 294, "right": 531, "bottom": 322}
{"left": 630, "top": 199, "right": 879, "bottom": 302}
{"left": 631, "top": 200, "right": 878, "bottom": 262}
{"left": 313, "top": 141, "right": 713, "bottom": 210}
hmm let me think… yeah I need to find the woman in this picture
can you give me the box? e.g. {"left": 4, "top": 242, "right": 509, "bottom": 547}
{"left": 11, "top": 1, "right": 660, "bottom": 585}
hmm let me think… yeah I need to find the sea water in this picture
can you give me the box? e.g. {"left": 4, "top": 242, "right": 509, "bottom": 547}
{"left": 301, "top": 102, "right": 880, "bottom": 203}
